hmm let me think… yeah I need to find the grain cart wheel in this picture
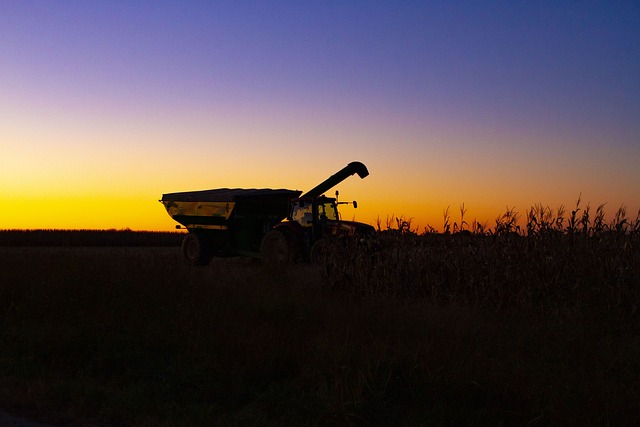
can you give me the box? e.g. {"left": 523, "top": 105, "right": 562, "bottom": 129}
{"left": 182, "top": 233, "right": 213, "bottom": 266}
{"left": 260, "top": 230, "right": 292, "bottom": 268}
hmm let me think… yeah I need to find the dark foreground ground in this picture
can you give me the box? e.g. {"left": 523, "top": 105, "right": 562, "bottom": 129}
{"left": 0, "top": 237, "right": 639, "bottom": 426}
{"left": 0, "top": 409, "right": 54, "bottom": 427}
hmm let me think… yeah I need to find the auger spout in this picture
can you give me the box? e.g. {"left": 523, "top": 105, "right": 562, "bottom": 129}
{"left": 301, "top": 161, "right": 369, "bottom": 198}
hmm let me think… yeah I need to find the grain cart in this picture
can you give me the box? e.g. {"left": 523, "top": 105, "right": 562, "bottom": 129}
{"left": 160, "top": 162, "right": 374, "bottom": 266}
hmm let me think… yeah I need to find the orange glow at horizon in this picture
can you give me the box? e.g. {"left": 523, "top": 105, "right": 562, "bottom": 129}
{"left": 2, "top": 115, "right": 639, "bottom": 232}
{"left": 2, "top": 174, "right": 637, "bottom": 233}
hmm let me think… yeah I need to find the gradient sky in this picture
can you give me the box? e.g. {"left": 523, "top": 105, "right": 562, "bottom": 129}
{"left": 2, "top": 1, "right": 639, "bottom": 231}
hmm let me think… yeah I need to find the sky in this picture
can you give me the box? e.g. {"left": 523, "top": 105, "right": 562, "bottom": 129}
{"left": 2, "top": 1, "right": 639, "bottom": 231}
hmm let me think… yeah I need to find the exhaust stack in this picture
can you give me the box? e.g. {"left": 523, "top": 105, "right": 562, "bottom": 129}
{"left": 301, "top": 162, "right": 369, "bottom": 198}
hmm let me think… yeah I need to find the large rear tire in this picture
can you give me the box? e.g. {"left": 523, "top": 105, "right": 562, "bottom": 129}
{"left": 261, "top": 230, "right": 294, "bottom": 268}
{"left": 182, "top": 233, "right": 213, "bottom": 266}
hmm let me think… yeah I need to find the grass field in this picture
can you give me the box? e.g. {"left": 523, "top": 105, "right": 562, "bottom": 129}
{"left": 0, "top": 215, "right": 639, "bottom": 425}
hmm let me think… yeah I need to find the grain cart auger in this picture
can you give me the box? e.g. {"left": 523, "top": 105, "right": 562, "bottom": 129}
{"left": 160, "top": 161, "right": 374, "bottom": 266}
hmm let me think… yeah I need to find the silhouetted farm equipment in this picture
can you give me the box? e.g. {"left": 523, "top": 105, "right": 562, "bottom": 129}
{"left": 160, "top": 162, "right": 374, "bottom": 266}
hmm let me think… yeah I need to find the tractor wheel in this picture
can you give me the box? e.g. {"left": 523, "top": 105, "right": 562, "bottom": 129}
{"left": 260, "top": 230, "right": 292, "bottom": 268}
{"left": 182, "top": 233, "right": 213, "bottom": 266}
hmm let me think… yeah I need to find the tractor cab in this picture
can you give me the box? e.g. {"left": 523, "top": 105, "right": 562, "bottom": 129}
{"left": 285, "top": 190, "right": 373, "bottom": 244}
{"left": 290, "top": 196, "right": 339, "bottom": 227}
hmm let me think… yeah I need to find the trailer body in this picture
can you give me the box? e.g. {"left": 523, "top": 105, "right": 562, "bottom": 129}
{"left": 161, "top": 188, "right": 301, "bottom": 259}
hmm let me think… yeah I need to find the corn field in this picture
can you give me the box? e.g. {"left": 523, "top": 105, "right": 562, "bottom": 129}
{"left": 318, "top": 203, "right": 640, "bottom": 317}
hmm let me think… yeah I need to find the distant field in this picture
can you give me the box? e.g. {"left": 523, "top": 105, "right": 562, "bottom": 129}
{"left": 0, "top": 229, "right": 184, "bottom": 247}
{"left": 0, "top": 221, "right": 639, "bottom": 425}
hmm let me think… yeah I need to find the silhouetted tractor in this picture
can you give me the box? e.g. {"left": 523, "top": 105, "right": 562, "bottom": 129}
{"left": 160, "top": 162, "right": 375, "bottom": 266}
